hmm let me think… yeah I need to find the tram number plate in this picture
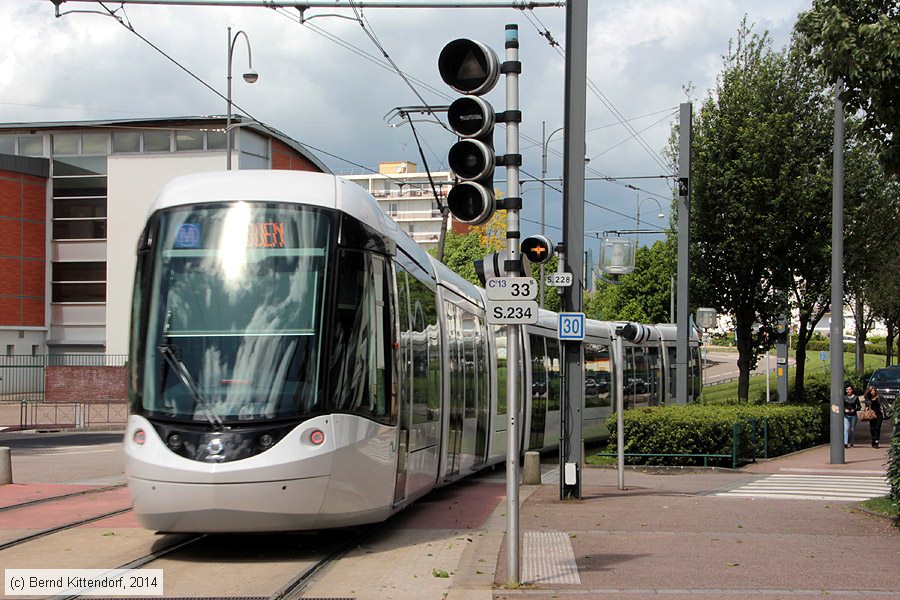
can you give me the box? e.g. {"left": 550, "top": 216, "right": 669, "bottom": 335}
{"left": 485, "top": 277, "right": 538, "bottom": 301}
{"left": 487, "top": 300, "right": 539, "bottom": 324}
{"left": 546, "top": 273, "right": 573, "bottom": 287}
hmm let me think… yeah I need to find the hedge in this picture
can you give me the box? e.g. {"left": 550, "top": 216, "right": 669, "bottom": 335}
{"left": 604, "top": 404, "right": 828, "bottom": 467}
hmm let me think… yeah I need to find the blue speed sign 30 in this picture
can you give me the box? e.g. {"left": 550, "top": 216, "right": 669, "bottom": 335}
{"left": 558, "top": 313, "right": 585, "bottom": 340}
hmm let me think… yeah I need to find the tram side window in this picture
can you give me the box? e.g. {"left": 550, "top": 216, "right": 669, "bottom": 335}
{"left": 409, "top": 275, "right": 439, "bottom": 424}
{"left": 690, "top": 347, "right": 702, "bottom": 402}
{"left": 647, "top": 346, "right": 661, "bottom": 406}
{"left": 493, "top": 325, "right": 507, "bottom": 417}
{"left": 546, "top": 338, "right": 561, "bottom": 411}
{"left": 329, "top": 250, "right": 394, "bottom": 424}
{"left": 529, "top": 334, "right": 548, "bottom": 449}
{"left": 584, "top": 343, "right": 611, "bottom": 408}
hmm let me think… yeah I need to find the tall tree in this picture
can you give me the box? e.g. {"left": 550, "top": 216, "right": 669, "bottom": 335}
{"left": 780, "top": 40, "right": 835, "bottom": 399}
{"left": 844, "top": 126, "right": 900, "bottom": 369}
{"left": 687, "top": 21, "right": 833, "bottom": 401}
{"left": 796, "top": 0, "right": 900, "bottom": 177}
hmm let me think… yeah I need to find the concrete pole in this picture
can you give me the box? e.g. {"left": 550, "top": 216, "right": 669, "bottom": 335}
{"left": 675, "top": 103, "right": 692, "bottom": 403}
{"left": 830, "top": 78, "right": 846, "bottom": 465}
{"left": 560, "top": 0, "right": 587, "bottom": 500}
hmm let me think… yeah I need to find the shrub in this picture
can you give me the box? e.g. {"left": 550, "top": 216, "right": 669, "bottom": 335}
{"left": 889, "top": 407, "right": 900, "bottom": 519}
{"left": 604, "top": 404, "right": 828, "bottom": 467}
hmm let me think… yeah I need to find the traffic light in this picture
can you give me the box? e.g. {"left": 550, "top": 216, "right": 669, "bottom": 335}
{"left": 439, "top": 39, "right": 501, "bottom": 226}
{"left": 620, "top": 322, "right": 652, "bottom": 344}
{"left": 474, "top": 251, "right": 526, "bottom": 286}
{"left": 520, "top": 235, "right": 554, "bottom": 265}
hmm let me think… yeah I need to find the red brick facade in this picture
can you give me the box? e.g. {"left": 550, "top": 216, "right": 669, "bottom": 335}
{"left": 271, "top": 139, "right": 320, "bottom": 172}
{"left": 44, "top": 366, "right": 128, "bottom": 403}
{"left": 0, "top": 170, "right": 46, "bottom": 327}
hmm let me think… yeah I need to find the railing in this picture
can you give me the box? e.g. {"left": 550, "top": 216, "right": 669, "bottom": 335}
{"left": 0, "top": 354, "right": 127, "bottom": 401}
{"left": 19, "top": 401, "right": 128, "bottom": 430}
{"left": 596, "top": 417, "right": 768, "bottom": 469}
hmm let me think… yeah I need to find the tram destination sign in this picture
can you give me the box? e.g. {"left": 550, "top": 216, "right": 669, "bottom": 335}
{"left": 486, "top": 300, "right": 540, "bottom": 324}
{"left": 484, "top": 277, "right": 538, "bottom": 301}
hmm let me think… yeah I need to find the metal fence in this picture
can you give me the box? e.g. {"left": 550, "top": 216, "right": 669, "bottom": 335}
{"left": 0, "top": 354, "right": 128, "bottom": 401}
{"left": 596, "top": 417, "right": 769, "bottom": 469}
{"left": 19, "top": 401, "right": 129, "bottom": 430}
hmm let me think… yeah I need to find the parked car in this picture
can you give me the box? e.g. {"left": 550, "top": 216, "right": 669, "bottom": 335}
{"left": 866, "top": 365, "right": 899, "bottom": 419}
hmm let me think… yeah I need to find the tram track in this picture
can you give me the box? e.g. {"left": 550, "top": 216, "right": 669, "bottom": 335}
{"left": 0, "top": 506, "right": 133, "bottom": 551}
{"left": 0, "top": 483, "right": 126, "bottom": 512}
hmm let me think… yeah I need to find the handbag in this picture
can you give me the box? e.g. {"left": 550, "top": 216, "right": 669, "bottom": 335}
{"left": 858, "top": 409, "right": 876, "bottom": 421}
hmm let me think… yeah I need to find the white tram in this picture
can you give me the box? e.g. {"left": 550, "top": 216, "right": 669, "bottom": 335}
{"left": 124, "top": 171, "right": 700, "bottom": 532}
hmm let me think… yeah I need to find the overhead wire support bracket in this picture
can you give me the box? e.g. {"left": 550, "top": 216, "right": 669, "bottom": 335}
{"left": 53, "top": 1, "right": 564, "bottom": 9}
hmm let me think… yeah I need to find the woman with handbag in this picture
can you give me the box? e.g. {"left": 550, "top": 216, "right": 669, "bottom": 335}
{"left": 862, "top": 386, "right": 884, "bottom": 449}
{"left": 843, "top": 384, "right": 861, "bottom": 448}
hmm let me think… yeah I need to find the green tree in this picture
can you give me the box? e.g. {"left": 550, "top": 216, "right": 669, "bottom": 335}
{"left": 586, "top": 240, "right": 673, "bottom": 323}
{"left": 844, "top": 126, "right": 900, "bottom": 368}
{"left": 432, "top": 229, "right": 488, "bottom": 286}
{"left": 796, "top": 0, "right": 900, "bottom": 177}
{"left": 686, "top": 21, "right": 833, "bottom": 401}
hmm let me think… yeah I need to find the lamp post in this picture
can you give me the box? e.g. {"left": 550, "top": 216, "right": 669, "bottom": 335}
{"left": 226, "top": 26, "right": 258, "bottom": 170}
{"left": 540, "top": 121, "right": 565, "bottom": 307}
{"left": 635, "top": 195, "right": 665, "bottom": 247}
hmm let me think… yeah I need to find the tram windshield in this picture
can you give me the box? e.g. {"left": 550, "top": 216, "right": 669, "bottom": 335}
{"left": 133, "top": 202, "right": 332, "bottom": 424}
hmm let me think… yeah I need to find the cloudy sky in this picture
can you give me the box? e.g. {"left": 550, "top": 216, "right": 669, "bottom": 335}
{"left": 2, "top": 0, "right": 811, "bottom": 247}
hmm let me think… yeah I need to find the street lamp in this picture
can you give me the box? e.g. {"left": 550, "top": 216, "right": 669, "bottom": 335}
{"left": 540, "top": 122, "right": 565, "bottom": 307}
{"left": 635, "top": 195, "right": 665, "bottom": 247}
{"left": 226, "top": 26, "right": 258, "bottom": 171}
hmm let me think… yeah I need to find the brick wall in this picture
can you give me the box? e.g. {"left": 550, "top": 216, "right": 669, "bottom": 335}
{"left": 271, "top": 139, "right": 321, "bottom": 172}
{"left": 0, "top": 169, "right": 47, "bottom": 327}
{"left": 44, "top": 366, "right": 128, "bottom": 403}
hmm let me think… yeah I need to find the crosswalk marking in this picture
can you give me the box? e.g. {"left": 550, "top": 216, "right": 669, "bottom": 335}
{"left": 716, "top": 474, "right": 889, "bottom": 502}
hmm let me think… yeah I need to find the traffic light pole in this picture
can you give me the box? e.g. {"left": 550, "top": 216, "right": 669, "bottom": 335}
{"left": 503, "top": 24, "right": 522, "bottom": 586}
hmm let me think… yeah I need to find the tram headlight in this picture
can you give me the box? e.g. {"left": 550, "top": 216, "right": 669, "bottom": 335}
{"left": 259, "top": 433, "right": 274, "bottom": 448}
{"left": 132, "top": 429, "right": 146, "bottom": 446}
{"left": 167, "top": 433, "right": 184, "bottom": 450}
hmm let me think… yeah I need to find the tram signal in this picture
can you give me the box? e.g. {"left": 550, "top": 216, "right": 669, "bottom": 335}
{"left": 439, "top": 38, "right": 501, "bottom": 226}
{"left": 620, "top": 322, "right": 652, "bottom": 344}
{"left": 520, "top": 235, "right": 554, "bottom": 265}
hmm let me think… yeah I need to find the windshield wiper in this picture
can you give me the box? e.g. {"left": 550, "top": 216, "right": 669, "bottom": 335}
{"left": 158, "top": 344, "right": 226, "bottom": 430}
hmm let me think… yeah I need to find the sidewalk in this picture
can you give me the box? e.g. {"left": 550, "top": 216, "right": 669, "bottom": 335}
{"left": 304, "top": 421, "right": 898, "bottom": 600}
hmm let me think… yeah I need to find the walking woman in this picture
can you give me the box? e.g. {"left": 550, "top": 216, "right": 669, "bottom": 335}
{"left": 843, "top": 384, "right": 861, "bottom": 448}
{"left": 863, "top": 386, "right": 884, "bottom": 449}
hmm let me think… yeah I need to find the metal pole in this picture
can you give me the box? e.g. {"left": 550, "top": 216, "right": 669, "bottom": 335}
{"left": 560, "top": 0, "right": 587, "bottom": 500}
{"left": 226, "top": 26, "right": 233, "bottom": 170}
{"left": 635, "top": 194, "right": 640, "bottom": 248}
{"left": 830, "top": 78, "right": 845, "bottom": 464}
{"left": 540, "top": 120, "right": 546, "bottom": 308}
{"left": 675, "top": 103, "right": 692, "bottom": 403}
{"left": 504, "top": 23, "right": 521, "bottom": 586}
{"left": 614, "top": 333, "right": 625, "bottom": 490}
{"left": 539, "top": 124, "right": 564, "bottom": 309}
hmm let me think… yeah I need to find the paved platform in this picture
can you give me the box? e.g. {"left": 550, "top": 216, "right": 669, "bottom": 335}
{"left": 0, "top": 423, "right": 895, "bottom": 599}
{"left": 305, "top": 421, "right": 898, "bottom": 600}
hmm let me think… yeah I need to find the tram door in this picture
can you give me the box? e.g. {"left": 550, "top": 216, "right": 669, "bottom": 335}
{"left": 393, "top": 269, "right": 411, "bottom": 506}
